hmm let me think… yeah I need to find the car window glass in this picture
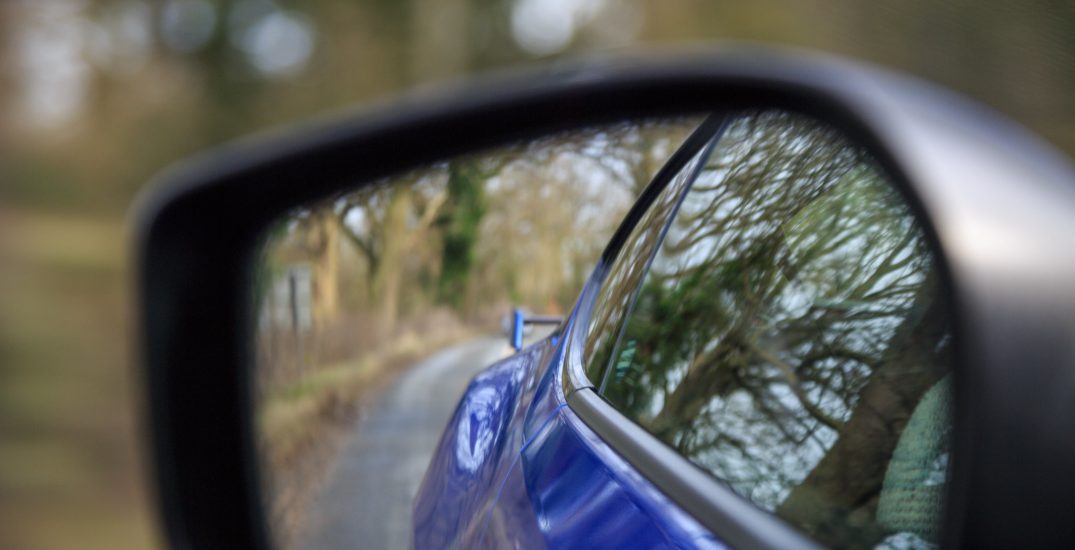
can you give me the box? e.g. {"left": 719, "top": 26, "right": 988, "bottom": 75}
{"left": 580, "top": 135, "right": 714, "bottom": 384}
{"left": 601, "top": 111, "right": 952, "bottom": 549}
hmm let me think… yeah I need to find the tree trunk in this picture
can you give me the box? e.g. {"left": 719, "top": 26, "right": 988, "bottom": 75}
{"left": 371, "top": 186, "right": 412, "bottom": 332}
{"left": 309, "top": 210, "right": 339, "bottom": 325}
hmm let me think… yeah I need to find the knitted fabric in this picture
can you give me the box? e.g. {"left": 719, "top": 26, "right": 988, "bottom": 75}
{"left": 876, "top": 375, "right": 952, "bottom": 542}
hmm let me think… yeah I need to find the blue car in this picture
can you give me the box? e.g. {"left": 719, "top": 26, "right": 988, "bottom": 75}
{"left": 414, "top": 111, "right": 953, "bottom": 549}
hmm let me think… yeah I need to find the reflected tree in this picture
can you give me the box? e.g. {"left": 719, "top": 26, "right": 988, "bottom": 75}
{"left": 261, "top": 118, "right": 701, "bottom": 350}
{"left": 601, "top": 111, "right": 951, "bottom": 549}
{"left": 334, "top": 169, "right": 450, "bottom": 330}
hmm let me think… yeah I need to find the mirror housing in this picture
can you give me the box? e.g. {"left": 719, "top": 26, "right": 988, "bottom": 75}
{"left": 135, "top": 47, "right": 1075, "bottom": 548}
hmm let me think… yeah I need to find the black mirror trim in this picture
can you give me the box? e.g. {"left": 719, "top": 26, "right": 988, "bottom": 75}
{"left": 135, "top": 46, "right": 1075, "bottom": 548}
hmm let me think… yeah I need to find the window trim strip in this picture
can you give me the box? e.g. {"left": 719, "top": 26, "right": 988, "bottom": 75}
{"left": 567, "top": 386, "right": 822, "bottom": 550}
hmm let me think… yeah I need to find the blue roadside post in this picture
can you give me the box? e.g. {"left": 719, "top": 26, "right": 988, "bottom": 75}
{"left": 510, "top": 308, "right": 563, "bottom": 352}
{"left": 512, "top": 308, "right": 525, "bottom": 351}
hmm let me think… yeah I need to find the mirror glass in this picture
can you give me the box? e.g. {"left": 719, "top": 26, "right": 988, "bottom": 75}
{"left": 252, "top": 117, "right": 701, "bottom": 547}
{"left": 253, "top": 111, "right": 952, "bottom": 549}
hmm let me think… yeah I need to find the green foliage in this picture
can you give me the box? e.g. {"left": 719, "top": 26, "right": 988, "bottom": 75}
{"left": 436, "top": 160, "right": 487, "bottom": 310}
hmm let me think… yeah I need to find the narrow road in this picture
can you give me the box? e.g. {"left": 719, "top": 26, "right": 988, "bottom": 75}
{"left": 296, "top": 335, "right": 510, "bottom": 549}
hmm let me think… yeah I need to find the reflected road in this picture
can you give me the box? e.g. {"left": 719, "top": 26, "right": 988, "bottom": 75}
{"left": 296, "top": 336, "right": 509, "bottom": 549}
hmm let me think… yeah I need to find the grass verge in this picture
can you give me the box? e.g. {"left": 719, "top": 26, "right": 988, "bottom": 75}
{"left": 257, "top": 322, "right": 481, "bottom": 546}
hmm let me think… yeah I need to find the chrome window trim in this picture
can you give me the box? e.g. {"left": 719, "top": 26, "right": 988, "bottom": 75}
{"left": 568, "top": 387, "right": 822, "bottom": 550}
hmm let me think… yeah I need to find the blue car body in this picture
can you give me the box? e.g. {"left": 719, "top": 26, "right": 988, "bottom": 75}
{"left": 413, "top": 306, "right": 723, "bottom": 549}
{"left": 413, "top": 116, "right": 729, "bottom": 550}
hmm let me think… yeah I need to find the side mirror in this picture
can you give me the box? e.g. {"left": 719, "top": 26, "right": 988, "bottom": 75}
{"left": 135, "top": 48, "right": 1075, "bottom": 549}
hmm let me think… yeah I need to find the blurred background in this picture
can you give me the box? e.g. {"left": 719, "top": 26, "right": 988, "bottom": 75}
{"left": 1, "top": 1, "right": 1073, "bottom": 548}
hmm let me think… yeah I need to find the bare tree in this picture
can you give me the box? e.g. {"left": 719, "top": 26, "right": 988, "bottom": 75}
{"left": 601, "top": 112, "right": 951, "bottom": 548}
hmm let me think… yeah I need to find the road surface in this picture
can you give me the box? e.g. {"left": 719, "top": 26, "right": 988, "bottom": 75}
{"left": 296, "top": 335, "right": 510, "bottom": 549}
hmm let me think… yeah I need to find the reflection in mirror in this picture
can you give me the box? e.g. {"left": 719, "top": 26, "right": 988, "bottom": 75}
{"left": 598, "top": 111, "right": 951, "bottom": 549}
{"left": 251, "top": 117, "right": 701, "bottom": 547}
